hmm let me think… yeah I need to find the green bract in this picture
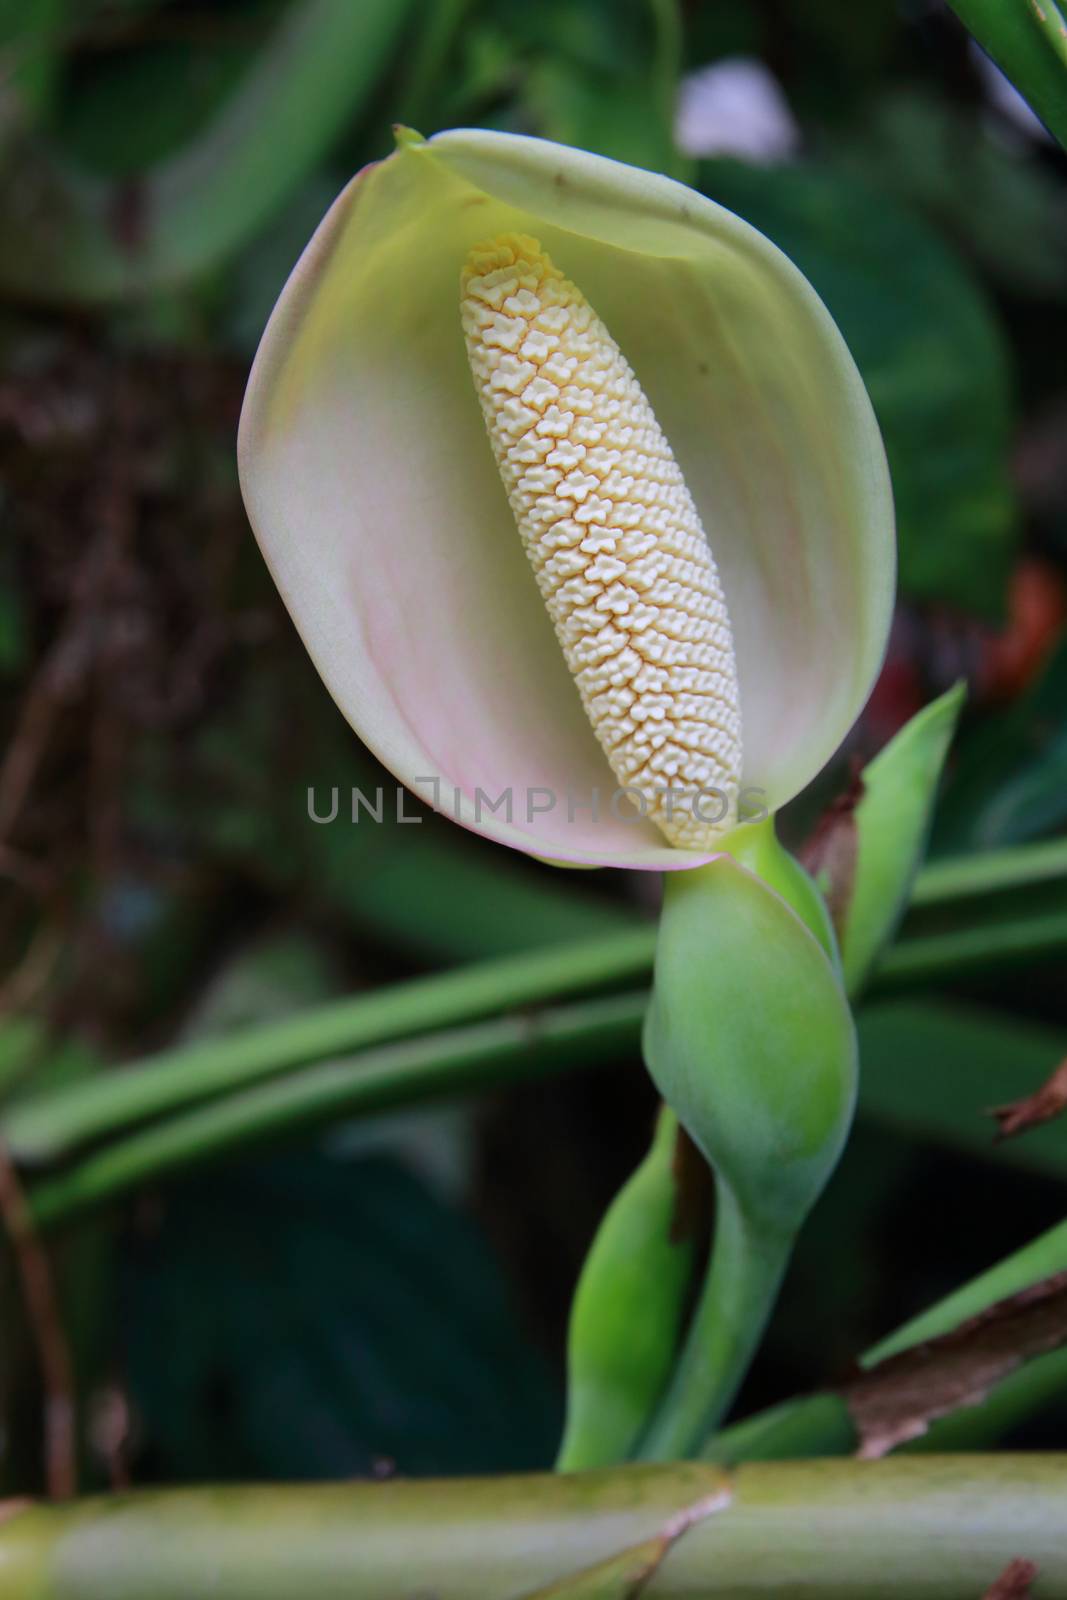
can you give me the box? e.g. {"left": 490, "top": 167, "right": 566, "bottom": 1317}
{"left": 639, "top": 853, "right": 857, "bottom": 1457}
{"left": 839, "top": 683, "right": 966, "bottom": 993}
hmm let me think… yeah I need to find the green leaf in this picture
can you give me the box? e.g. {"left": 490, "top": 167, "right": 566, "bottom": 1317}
{"left": 122, "top": 1152, "right": 559, "bottom": 1480}
{"left": 933, "top": 641, "right": 1067, "bottom": 851}
{"left": 0, "top": 0, "right": 66, "bottom": 119}
{"left": 948, "top": 0, "right": 1067, "bottom": 151}
{"left": 47, "top": 5, "right": 259, "bottom": 176}
{"left": 527, "top": 0, "right": 687, "bottom": 178}
{"left": 700, "top": 159, "right": 1018, "bottom": 616}
{"left": 841, "top": 685, "right": 966, "bottom": 993}
{"left": 838, "top": 91, "right": 1067, "bottom": 302}
{"left": 857, "top": 999, "right": 1067, "bottom": 1180}
{"left": 21, "top": 991, "right": 648, "bottom": 1229}
{"left": 0, "top": 0, "right": 416, "bottom": 301}
{"left": 911, "top": 835, "right": 1067, "bottom": 907}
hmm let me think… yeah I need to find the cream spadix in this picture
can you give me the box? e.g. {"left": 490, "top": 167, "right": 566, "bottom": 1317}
{"left": 237, "top": 128, "right": 895, "bottom": 869}
{"left": 461, "top": 234, "right": 742, "bottom": 850}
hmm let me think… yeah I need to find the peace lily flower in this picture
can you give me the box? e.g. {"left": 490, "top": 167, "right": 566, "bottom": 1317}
{"left": 238, "top": 127, "right": 894, "bottom": 869}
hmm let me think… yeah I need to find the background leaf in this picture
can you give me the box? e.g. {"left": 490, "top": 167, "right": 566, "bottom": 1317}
{"left": 122, "top": 1150, "right": 560, "bottom": 1480}
{"left": 700, "top": 159, "right": 1018, "bottom": 617}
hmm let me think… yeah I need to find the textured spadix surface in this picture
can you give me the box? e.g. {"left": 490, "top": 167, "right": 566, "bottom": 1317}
{"left": 238, "top": 128, "right": 895, "bottom": 868}
{"left": 461, "top": 233, "right": 742, "bottom": 850}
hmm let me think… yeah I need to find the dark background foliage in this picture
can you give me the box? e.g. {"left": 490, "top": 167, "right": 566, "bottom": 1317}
{"left": 1, "top": 0, "right": 1066, "bottom": 1493}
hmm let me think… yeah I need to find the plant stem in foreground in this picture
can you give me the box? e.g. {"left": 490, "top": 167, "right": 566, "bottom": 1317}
{"left": 3, "top": 1458, "right": 1067, "bottom": 1599}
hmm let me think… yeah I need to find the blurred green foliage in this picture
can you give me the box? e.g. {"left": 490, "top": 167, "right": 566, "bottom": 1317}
{"left": 701, "top": 162, "right": 1017, "bottom": 616}
{"left": 935, "top": 643, "right": 1067, "bottom": 848}
{"left": 1, "top": 0, "right": 1067, "bottom": 1500}
{"left": 124, "top": 1150, "right": 559, "bottom": 1478}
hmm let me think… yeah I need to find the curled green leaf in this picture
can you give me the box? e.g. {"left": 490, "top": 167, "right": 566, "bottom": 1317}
{"left": 557, "top": 1109, "right": 697, "bottom": 1472}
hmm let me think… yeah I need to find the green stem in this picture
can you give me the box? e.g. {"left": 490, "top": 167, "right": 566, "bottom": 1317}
{"left": 704, "top": 1342, "right": 1067, "bottom": 1466}
{"left": 3, "top": 931, "right": 655, "bottom": 1164}
{"left": 17, "top": 899, "right": 1067, "bottom": 1224}
{"left": 3, "top": 1459, "right": 1067, "bottom": 1597}
{"left": 24, "top": 993, "right": 647, "bottom": 1230}
{"left": 636, "top": 1185, "right": 792, "bottom": 1460}
{"left": 910, "top": 835, "right": 1067, "bottom": 906}
{"left": 9, "top": 848, "right": 1067, "bottom": 1196}
{"left": 15, "top": 872, "right": 1053, "bottom": 1155}
{"left": 648, "top": 0, "right": 692, "bottom": 182}
{"left": 873, "top": 908, "right": 1067, "bottom": 989}
{"left": 639, "top": 829, "right": 1067, "bottom": 1463}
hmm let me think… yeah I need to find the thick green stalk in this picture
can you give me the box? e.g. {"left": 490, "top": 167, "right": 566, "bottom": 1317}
{"left": 3, "top": 1460, "right": 1067, "bottom": 1597}
{"left": 636, "top": 1188, "right": 792, "bottom": 1460}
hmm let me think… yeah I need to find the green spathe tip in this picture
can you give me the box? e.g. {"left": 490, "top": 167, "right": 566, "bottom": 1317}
{"left": 393, "top": 124, "right": 426, "bottom": 151}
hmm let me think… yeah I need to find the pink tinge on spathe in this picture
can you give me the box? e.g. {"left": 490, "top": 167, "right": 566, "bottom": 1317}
{"left": 242, "top": 168, "right": 705, "bottom": 867}
{"left": 354, "top": 501, "right": 707, "bottom": 867}
{"left": 237, "top": 129, "right": 895, "bottom": 869}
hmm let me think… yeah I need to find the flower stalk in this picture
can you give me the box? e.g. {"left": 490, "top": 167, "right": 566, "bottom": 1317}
{"left": 637, "top": 843, "right": 855, "bottom": 1457}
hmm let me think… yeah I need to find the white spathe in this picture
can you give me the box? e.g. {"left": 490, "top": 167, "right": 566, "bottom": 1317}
{"left": 238, "top": 128, "right": 895, "bottom": 869}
